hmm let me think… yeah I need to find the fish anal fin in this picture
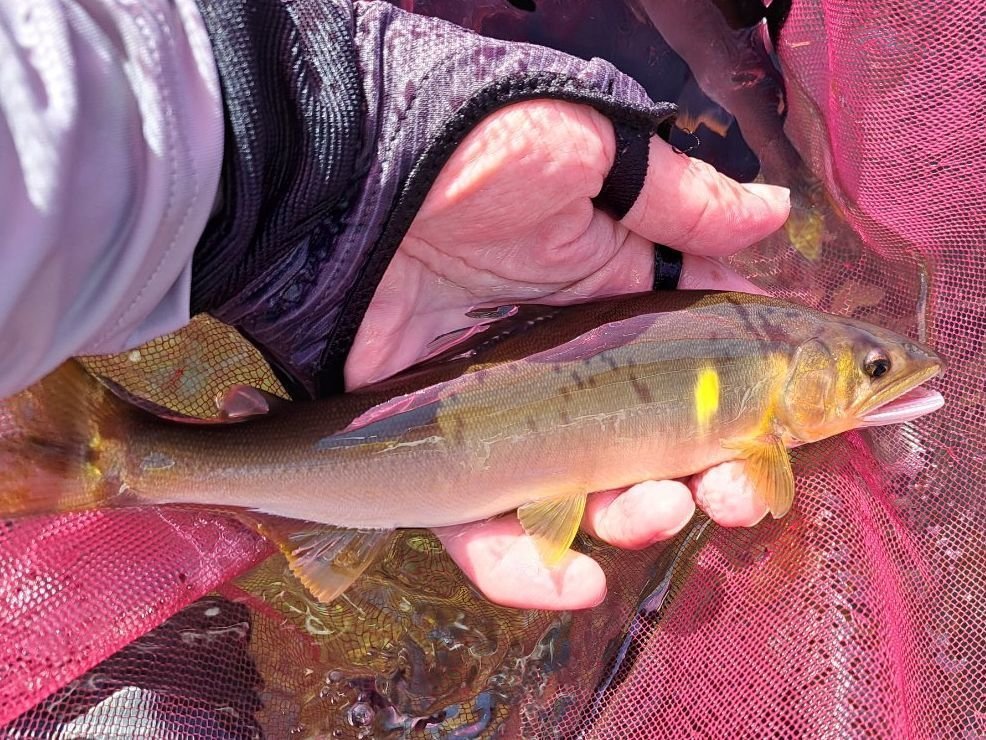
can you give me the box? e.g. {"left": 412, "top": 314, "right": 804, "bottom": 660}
{"left": 238, "top": 514, "right": 392, "bottom": 604}
{"left": 517, "top": 494, "right": 587, "bottom": 567}
{"left": 724, "top": 435, "right": 795, "bottom": 519}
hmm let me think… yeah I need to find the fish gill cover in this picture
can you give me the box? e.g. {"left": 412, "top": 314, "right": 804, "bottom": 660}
{"left": 2, "top": 0, "right": 984, "bottom": 737}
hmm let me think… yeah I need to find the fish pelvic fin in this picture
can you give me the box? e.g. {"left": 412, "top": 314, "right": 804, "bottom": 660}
{"left": 517, "top": 493, "right": 588, "bottom": 567}
{"left": 724, "top": 435, "right": 795, "bottom": 519}
{"left": 238, "top": 514, "right": 393, "bottom": 604}
{"left": 0, "top": 360, "right": 133, "bottom": 517}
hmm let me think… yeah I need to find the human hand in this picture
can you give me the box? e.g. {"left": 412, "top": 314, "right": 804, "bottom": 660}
{"left": 345, "top": 100, "right": 791, "bottom": 610}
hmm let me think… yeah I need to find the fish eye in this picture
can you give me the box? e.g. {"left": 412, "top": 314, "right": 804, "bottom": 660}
{"left": 864, "top": 350, "right": 891, "bottom": 379}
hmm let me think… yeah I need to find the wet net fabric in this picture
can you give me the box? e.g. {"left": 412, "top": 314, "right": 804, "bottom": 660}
{"left": 2, "top": 0, "right": 985, "bottom": 737}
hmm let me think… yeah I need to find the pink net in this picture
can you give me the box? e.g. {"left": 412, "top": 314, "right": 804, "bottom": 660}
{"left": 3, "top": 1, "right": 985, "bottom": 736}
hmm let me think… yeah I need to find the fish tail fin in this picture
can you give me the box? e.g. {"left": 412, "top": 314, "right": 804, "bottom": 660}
{"left": 0, "top": 360, "right": 134, "bottom": 517}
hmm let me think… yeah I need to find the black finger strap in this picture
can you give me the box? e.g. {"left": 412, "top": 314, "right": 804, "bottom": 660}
{"left": 592, "top": 121, "right": 651, "bottom": 220}
{"left": 652, "top": 244, "right": 683, "bottom": 290}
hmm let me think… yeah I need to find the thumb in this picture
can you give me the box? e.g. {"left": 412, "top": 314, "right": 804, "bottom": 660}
{"left": 620, "top": 136, "right": 790, "bottom": 257}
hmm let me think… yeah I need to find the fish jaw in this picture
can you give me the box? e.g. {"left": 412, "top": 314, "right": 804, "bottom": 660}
{"left": 857, "top": 385, "right": 945, "bottom": 427}
{"left": 849, "top": 344, "right": 944, "bottom": 428}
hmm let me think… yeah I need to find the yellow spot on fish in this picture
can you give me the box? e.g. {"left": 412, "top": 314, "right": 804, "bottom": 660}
{"left": 694, "top": 367, "right": 720, "bottom": 431}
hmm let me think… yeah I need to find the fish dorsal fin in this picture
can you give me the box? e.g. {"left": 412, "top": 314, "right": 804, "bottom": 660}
{"left": 95, "top": 375, "right": 205, "bottom": 422}
{"left": 238, "top": 514, "right": 392, "bottom": 604}
{"left": 98, "top": 376, "right": 285, "bottom": 426}
{"left": 724, "top": 435, "right": 795, "bottom": 518}
{"left": 517, "top": 494, "right": 587, "bottom": 567}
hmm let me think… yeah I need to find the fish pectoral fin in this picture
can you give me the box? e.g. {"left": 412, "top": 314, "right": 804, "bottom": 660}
{"left": 517, "top": 494, "right": 587, "bottom": 567}
{"left": 238, "top": 514, "right": 392, "bottom": 604}
{"left": 723, "top": 435, "right": 795, "bottom": 519}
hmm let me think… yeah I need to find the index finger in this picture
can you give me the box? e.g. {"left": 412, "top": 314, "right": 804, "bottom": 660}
{"left": 620, "top": 136, "right": 791, "bottom": 257}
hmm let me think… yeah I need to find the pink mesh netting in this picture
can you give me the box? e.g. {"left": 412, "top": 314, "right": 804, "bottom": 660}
{"left": 2, "top": 0, "right": 984, "bottom": 736}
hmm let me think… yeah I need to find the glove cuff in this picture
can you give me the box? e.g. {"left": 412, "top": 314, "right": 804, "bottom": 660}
{"left": 191, "top": 1, "right": 677, "bottom": 397}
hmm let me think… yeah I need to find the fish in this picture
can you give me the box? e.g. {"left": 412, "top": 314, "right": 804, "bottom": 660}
{"left": 0, "top": 290, "right": 945, "bottom": 605}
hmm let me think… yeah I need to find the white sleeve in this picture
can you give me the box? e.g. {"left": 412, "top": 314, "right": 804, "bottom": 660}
{"left": 0, "top": 0, "right": 224, "bottom": 398}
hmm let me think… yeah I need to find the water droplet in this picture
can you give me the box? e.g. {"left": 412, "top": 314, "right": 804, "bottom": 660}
{"left": 128, "top": 350, "right": 141, "bottom": 362}
{"left": 347, "top": 702, "right": 374, "bottom": 727}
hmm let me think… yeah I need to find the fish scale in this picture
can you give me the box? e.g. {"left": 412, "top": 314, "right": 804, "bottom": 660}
{"left": 0, "top": 290, "right": 944, "bottom": 604}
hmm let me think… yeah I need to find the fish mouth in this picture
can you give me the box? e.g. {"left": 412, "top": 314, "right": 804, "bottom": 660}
{"left": 856, "top": 366, "right": 944, "bottom": 427}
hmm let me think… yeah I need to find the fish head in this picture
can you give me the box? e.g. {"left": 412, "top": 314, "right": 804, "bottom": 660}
{"left": 777, "top": 315, "right": 945, "bottom": 443}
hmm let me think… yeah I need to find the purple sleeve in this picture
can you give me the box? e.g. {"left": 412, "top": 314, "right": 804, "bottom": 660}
{"left": 190, "top": 0, "right": 677, "bottom": 398}
{"left": 0, "top": 1, "right": 223, "bottom": 398}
